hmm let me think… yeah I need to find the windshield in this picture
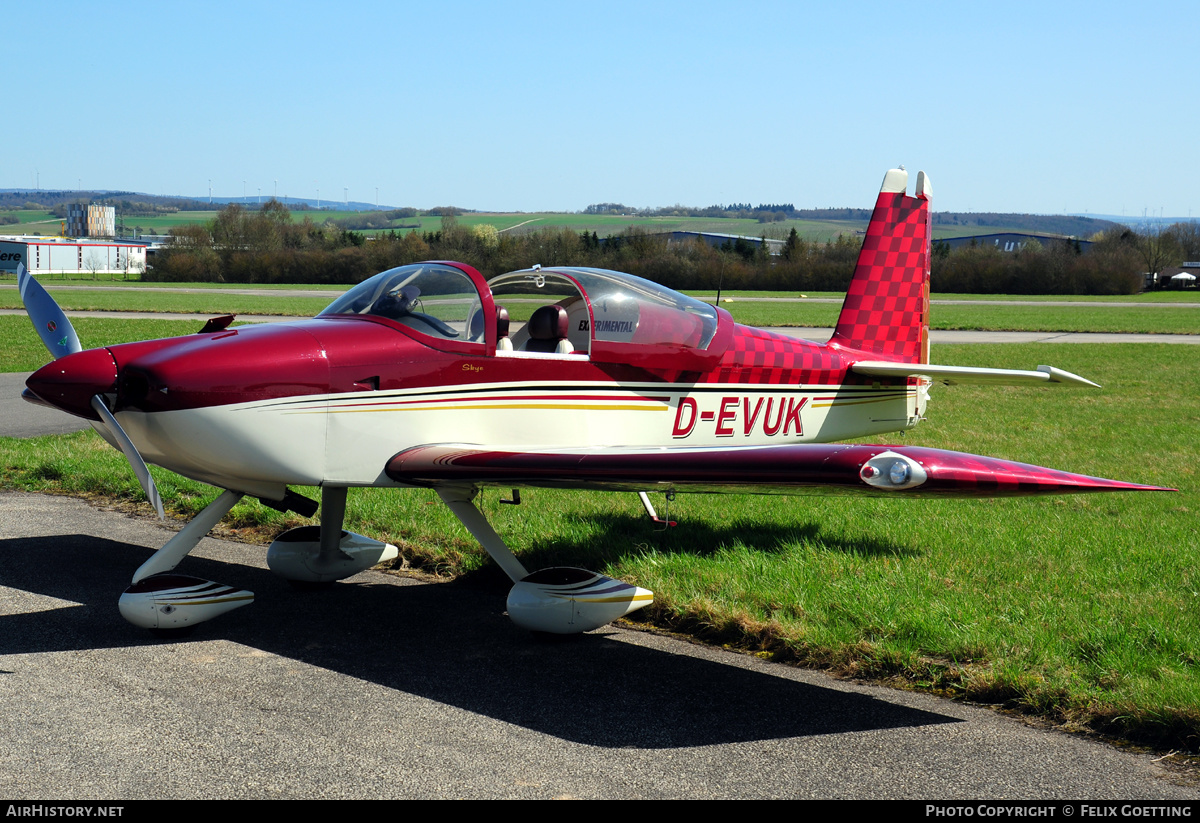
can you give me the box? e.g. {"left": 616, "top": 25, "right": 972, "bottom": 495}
{"left": 319, "top": 263, "right": 484, "bottom": 341}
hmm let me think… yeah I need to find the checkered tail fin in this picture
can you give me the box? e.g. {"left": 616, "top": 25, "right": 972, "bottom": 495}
{"left": 830, "top": 168, "right": 932, "bottom": 364}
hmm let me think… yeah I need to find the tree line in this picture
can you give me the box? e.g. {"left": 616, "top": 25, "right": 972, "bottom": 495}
{"left": 147, "top": 202, "right": 865, "bottom": 290}
{"left": 147, "top": 199, "right": 1184, "bottom": 295}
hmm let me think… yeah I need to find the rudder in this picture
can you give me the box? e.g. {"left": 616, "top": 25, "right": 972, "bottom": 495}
{"left": 829, "top": 168, "right": 931, "bottom": 364}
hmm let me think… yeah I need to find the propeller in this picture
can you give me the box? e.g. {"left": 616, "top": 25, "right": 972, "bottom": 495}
{"left": 18, "top": 263, "right": 81, "bottom": 358}
{"left": 89, "top": 395, "right": 165, "bottom": 519}
{"left": 17, "top": 264, "right": 165, "bottom": 520}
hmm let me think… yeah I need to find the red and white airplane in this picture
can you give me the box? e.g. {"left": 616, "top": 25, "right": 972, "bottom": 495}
{"left": 18, "top": 168, "right": 1170, "bottom": 635}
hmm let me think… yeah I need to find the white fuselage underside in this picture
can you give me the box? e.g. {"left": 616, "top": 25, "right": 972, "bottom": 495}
{"left": 112, "top": 379, "right": 926, "bottom": 498}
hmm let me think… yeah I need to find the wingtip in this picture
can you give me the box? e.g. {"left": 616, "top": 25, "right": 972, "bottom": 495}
{"left": 1038, "top": 365, "right": 1100, "bottom": 388}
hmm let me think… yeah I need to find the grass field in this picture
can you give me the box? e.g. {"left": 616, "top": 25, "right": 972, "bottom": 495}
{"left": 2, "top": 283, "right": 1198, "bottom": 334}
{"left": 6, "top": 275, "right": 1198, "bottom": 303}
{"left": 0, "top": 331, "right": 1194, "bottom": 748}
{"left": 0, "top": 210, "right": 218, "bottom": 236}
{"left": 0, "top": 316, "right": 206, "bottom": 372}
{"left": 0, "top": 275, "right": 347, "bottom": 290}
{"left": 697, "top": 290, "right": 1200, "bottom": 304}
{"left": 0, "top": 289, "right": 334, "bottom": 318}
{"left": 715, "top": 301, "right": 1200, "bottom": 334}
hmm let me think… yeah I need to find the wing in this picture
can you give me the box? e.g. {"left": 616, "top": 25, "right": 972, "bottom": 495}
{"left": 386, "top": 443, "right": 1170, "bottom": 498}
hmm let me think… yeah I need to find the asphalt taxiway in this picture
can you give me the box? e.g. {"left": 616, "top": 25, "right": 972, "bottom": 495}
{"left": 0, "top": 492, "right": 1196, "bottom": 799}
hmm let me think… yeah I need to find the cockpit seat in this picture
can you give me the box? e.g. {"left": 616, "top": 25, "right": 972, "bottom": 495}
{"left": 469, "top": 304, "right": 513, "bottom": 351}
{"left": 496, "top": 305, "right": 513, "bottom": 352}
{"left": 522, "top": 305, "right": 574, "bottom": 354}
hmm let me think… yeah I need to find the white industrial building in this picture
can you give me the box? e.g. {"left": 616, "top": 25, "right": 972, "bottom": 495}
{"left": 0, "top": 237, "right": 147, "bottom": 277}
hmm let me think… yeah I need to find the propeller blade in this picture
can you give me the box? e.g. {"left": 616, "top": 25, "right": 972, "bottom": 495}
{"left": 89, "top": 394, "right": 165, "bottom": 520}
{"left": 20, "top": 265, "right": 162, "bottom": 519}
{"left": 17, "top": 264, "right": 82, "bottom": 359}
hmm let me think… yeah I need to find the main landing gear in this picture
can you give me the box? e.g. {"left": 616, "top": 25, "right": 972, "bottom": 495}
{"left": 117, "top": 484, "right": 653, "bottom": 636}
{"left": 118, "top": 486, "right": 397, "bottom": 632}
{"left": 435, "top": 485, "right": 653, "bottom": 634}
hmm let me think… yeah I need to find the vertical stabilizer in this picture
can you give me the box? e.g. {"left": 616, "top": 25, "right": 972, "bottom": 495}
{"left": 830, "top": 168, "right": 932, "bottom": 364}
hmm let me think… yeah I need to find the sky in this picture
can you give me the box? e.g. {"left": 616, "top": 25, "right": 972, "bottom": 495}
{"left": 8, "top": 0, "right": 1198, "bottom": 218}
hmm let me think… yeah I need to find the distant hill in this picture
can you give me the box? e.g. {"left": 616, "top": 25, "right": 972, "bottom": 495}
{"left": 0, "top": 190, "right": 211, "bottom": 212}
{"left": 789, "top": 207, "right": 1116, "bottom": 238}
{"left": 0, "top": 190, "right": 385, "bottom": 213}
{"left": 930, "top": 211, "right": 1118, "bottom": 238}
{"left": 1081, "top": 213, "right": 1197, "bottom": 230}
{"left": 0, "top": 189, "right": 1122, "bottom": 240}
{"left": 203, "top": 196, "right": 388, "bottom": 211}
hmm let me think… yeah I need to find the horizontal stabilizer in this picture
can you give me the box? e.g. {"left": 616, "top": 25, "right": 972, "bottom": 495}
{"left": 851, "top": 361, "right": 1100, "bottom": 388}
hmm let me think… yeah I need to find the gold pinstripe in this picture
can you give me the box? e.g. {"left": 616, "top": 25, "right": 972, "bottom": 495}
{"left": 285, "top": 403, "right": 669, "bottom": 415}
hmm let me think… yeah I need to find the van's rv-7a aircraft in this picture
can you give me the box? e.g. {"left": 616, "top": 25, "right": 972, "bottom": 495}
{"left": 17, "top": 168, "right": 1170, "bottom": 635}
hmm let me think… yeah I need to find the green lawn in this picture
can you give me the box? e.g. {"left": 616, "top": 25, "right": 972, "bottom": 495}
{"left": 0, "top": 210, "right": 219, "bottom": 237}
{"left": 714, "top": 302, "right": 1200, "bottom": 335}
{"left": 693, "top": 290, "right": 1200, "bottom": 304}
{"left": 1, "top": 316, "right": 209, "bottom": 372}
{"left": 0, "top": 289, "right": 333, "bottom": 317}
{"left": 2, "top": 281, "right": 1198, "bottom": 333}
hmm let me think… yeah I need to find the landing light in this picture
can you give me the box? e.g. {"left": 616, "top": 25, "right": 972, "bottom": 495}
{"left": 859, "top": 451, "right": 927, "bottom": 491}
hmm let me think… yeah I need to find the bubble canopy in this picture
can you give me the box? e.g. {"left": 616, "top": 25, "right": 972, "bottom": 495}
{"left": 317, "top": 262, "right": 732, "bottom": 369}
{"left": 487, "top": 267, "right": 720, "bottom": 351}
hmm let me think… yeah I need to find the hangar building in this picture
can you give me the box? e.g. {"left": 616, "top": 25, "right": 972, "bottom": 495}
{"left": 0, "top": 237, "right": 147, "bottom": 277}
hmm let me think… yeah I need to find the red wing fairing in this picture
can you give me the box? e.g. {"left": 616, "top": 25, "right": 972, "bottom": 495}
{"left": 387, "top": 444, "right": 1172, "bottom": 498}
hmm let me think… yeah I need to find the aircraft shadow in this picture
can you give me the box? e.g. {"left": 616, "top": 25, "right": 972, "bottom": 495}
{"left": 0, "top": 533, "right": 958, "bottom": 749}
{"left": 506, "top": 511, "right": 921, "bottom": 574}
